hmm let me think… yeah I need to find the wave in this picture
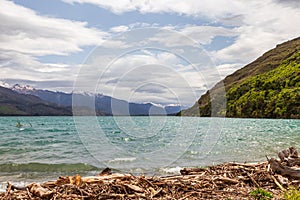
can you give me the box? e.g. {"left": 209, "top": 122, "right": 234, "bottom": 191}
{"left": 108, "top": 157, "right": 136, "bottom": 163}
{"left": 159, "top": 166, "right": 182, "bottom": 174}
{"left": 0, "top": 162, "right": 100, "bottom": 173}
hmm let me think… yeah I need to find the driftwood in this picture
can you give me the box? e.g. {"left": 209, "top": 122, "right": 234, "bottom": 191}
{"left": 269, "top": 158, "right": 300, "bottom": 178}
{"left": 278, "top": 147, "right": 299, "bottom": 161}
{"left": 286, "top": 158, "right": 300, "bottom": 167}
{"left": 0, "top": 162, "right": 286, "bottom": 199}
{"left": 278, "top": 146, "right": 300, "bottom": 166}
{"left": 28, "top": 183, "right": 53, "bottom": 198}
{"left": 1, "top": 147, "right": 300, "bottom": 199}
{"left": 269, "top": 146, "right": 300, "bottom": 179}
{"left": 180, "top": 167, "right": 208, "bottom": 175}
{"left": 98, "top": 167, "right": 112, "bottom": 176}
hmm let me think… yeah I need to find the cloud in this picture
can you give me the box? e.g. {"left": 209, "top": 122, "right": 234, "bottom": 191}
{"left": 2, "top": 0, "right": 300, "bottom": 106}
{"left": 73, "top": 26, "right": 234, "bottom": 105}
{"left": 110, "top": 25, "right": 129, "bottom": 33}
{"left": 216, "top": 63, "right": 243, "bottom": 78}
{"left": 179, "top": 25, "right": 238, "bottom": 45}
{"left": 81, "top": 48, "right": 212, "bottom": 106}
{"left": 135, "top": 84, "right": 166, "bottom": 94}
{"left": 62, "top": 0, "right": 245, "bottom": 19}
{"left": 107, "top": 24, "right": 237, "bottom": 50}
{"left": 273, "top": 0, "right": 300, "bottom": 8}
{"left": 61, "top": 0, "right": 300, "bottom": 66}
{"left": 213, "top": 1, "right": 300, "bottom": 64}
{"left": 162, "top": 25, "right": 237, "bottom": 47}
{"left": 0, "top": 0, "right": 107, "bottom": 91}
{"left": 0, "top": 0, "right": 106, "bottom": 56}
{"left": 0, "top": 51, "right": 81, "bottom": 82}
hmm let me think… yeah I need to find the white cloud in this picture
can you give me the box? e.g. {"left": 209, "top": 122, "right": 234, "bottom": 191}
{"left": 62, "top": 0, "right": 245, "bottom": 19}
{"left": 2, "top": 0, "right": 300, "bottom": 106}
{"left": 213, "top": 1, "right": 300, "bottom": 64}
{"left": 0, "top": 0, "right": 106, "bottom": 91}
{"left": 0, "top": 51, "right": 80, "bottom": 82}
{"left": 0, "top": 0, "right": 106, "bottom": 56}
{"left": 179, "top": 25, "right": 237, "bottom": 45}
{"left": 141, "top": 25, "right": 238, "bottom": 49}
{"left": 72, "top": 26, "right": 232, "bottom": 105}
{"left": 62, "top": 0, "right": 300, "bottom": 66}
{"left": 216, "top": 63, "right": 243, "bottom": 78}
{"left": 81, "top": 49, "right": 211, "bottom": 106}
{"left": 110, "top": 25, "right": 129, "bottom": 33}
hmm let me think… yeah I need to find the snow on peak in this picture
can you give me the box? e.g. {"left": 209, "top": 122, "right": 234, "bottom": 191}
{"left": 11, "top": 83, "right": 35, "bottom": 94}
{"left": 140, "top": 102, "right": 165, "bottom": 108}
{"left": 142, "top": 102, "right": 181, "bottom": 108}
{"left": 149, "top": 102, "right": 164, "bottom": 108}
{"left": 0, "top": 81, "right": 10, "bottom": 88}
{"left": 74, "top": 91, "right": 95, "bottom": 96}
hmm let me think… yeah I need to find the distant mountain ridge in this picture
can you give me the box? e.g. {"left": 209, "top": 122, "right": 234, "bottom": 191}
{"left": 180, "top": 37, "right": 300, "bottom": 119}
{"left": 0, "top": 86, "right": 71, "bottom": 116}
{"left": 2, "top": 83, "right": 182, "bottom": 116}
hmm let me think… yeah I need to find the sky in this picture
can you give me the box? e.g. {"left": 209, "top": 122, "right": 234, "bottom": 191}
{"left": 1, "top": 0, "right": 300, "bottom": 106}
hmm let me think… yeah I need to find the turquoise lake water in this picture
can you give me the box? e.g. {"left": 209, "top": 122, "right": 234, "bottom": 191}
{"left": 0, "top": 116, "right": 299, "bottom": 191}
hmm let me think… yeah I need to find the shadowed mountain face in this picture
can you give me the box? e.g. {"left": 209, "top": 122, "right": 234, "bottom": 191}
{"left": 0, "top": 86, "right": 72, "bottom": 116}
{"left": 180, "top": 37, "right": 300, "bottom": 119}
{"left": 10, "top": 87, "right": 182, "bottom": 116}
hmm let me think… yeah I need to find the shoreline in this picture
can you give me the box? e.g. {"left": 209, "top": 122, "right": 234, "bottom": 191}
{"left": 1, "top": 160, "right": 298, "bottom": 199}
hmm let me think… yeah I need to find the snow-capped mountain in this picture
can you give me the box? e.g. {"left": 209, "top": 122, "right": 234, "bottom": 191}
{"left": 0, "top": 81, "right": 10, "bottom": 88}
{"left": 11, "top": 84, "right": 35, "bottom": 94}
{"left": 0, "top": 81, "right": 35, "bottom": 94}
{"left": 0, "top": 85, "right": 71, "bottom": 116}
{"left": 8, "top": 82, "right": 182, "bottom": 115}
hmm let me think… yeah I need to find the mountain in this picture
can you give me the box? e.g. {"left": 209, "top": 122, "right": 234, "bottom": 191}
{"left": 10, "top": 84, "right": 182, "bottom": 116}
{"left": 164, "top": 105, "right": 182, "bottom": 115}
{"left": 0, "top": 86, "right": 72, "bottom": 116}
{"left": 180, "top": 37, "right": 300, "bottom": 119}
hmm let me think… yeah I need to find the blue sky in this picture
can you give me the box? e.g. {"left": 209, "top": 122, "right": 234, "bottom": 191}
{"left": 1, "top": 0, "right": 300, "bottom": 106}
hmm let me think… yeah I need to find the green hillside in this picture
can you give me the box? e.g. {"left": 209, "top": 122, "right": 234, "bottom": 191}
{"left": 227, "top": 51, "right": 300, "bottom": 118}
{"left": 180, "top": 37, "right": 300, "bottom": 118}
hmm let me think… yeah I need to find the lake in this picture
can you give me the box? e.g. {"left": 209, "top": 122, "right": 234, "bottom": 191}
{"left": 0, "top": 116, "right": 299, "bottom": 191}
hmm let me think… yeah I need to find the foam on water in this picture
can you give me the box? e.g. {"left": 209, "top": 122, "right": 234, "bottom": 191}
{"left": 159, "top": 166, "right": 183, "bottom": 175}
{"left": 0, "top": 181, "right": 28, "bottom": 193}
{"left": 109, "top": 157, "right": 137, "bottom": 163}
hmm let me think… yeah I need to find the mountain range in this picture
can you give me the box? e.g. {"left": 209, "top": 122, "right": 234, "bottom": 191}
{"left": 2, "top": 36, "right": 299, "bottom": 118}
{"left": 180, "top": 37, "right": 300, "bottom": 119}
{"left": 0, "top": 83, "right": 182, "bottom": 116}
{"left": 0, "top": 86, "right": 71, "bottom": 116}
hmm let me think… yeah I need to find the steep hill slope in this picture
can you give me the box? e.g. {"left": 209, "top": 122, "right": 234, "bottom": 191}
{"left": 0, "top": 86, "right": 72, "bottom": 116}
{"left": 180, "top": 37, "right": 300, "bottom": 118}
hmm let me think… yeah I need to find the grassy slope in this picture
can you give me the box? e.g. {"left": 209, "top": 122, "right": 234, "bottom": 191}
{"left": 226, "top": 51, "right": 300, "bottom": 118}
{"left": 180, "top": 37, "right": 300, "bottom": 118}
